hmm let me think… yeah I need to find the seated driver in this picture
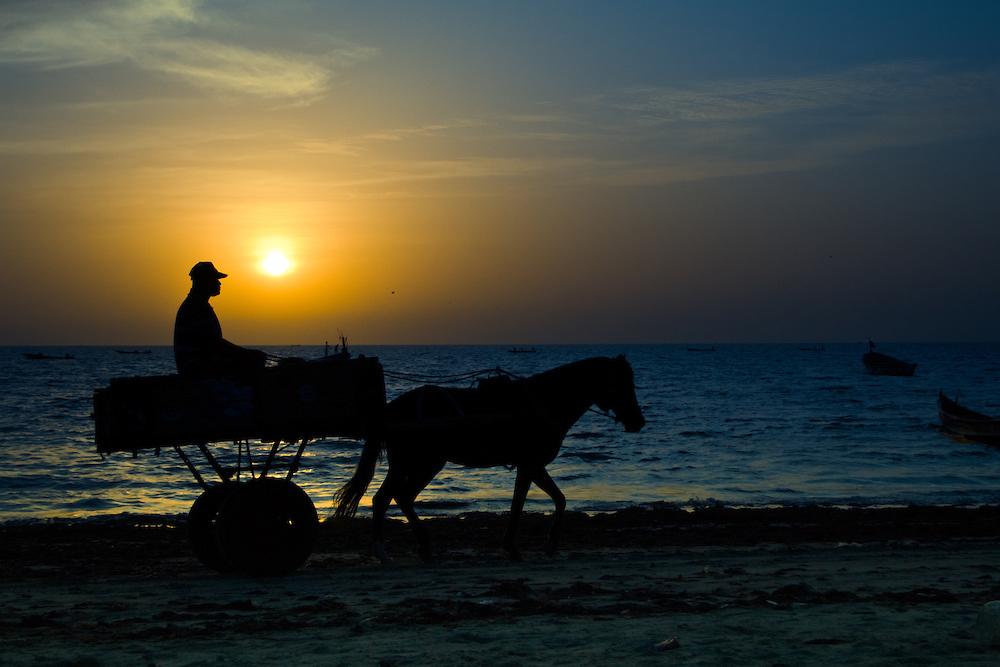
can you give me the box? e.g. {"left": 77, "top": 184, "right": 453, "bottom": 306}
{"left": 173, "top": 262, "right": 266, "bottom": 379}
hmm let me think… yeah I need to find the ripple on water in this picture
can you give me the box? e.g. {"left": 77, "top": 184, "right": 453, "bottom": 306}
{"left": 64, "top": 497, "right": 123, "bottom": 511}
{"left": 566, "top": 431, "right": 607, "bottom": 440}
{"left": 559, "top": 451, "right": 617, "bottom": 462}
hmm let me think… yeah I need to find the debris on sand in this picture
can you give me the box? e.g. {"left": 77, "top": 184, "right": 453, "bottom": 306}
{"left": 975, "top": 601, "right": 1000, "bottom": 645}
{"left": 655, "top": 637, "right": 680, "bottom": 651}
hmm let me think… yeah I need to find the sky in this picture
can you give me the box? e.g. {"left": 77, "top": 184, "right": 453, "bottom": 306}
{"left": 1, "top": 0, "right": 999, "bottom": 345}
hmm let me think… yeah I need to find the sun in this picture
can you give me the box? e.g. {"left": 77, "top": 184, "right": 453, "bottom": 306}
{"left": 260, "top": 250, "right": 293, "bottom": 277}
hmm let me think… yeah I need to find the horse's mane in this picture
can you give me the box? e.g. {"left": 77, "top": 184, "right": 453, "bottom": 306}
{"left": 525, "top": 356, "right": 619, "bottom": 385}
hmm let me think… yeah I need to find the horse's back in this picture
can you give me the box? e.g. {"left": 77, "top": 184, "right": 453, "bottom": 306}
{"left": 386, "top": 381, "right": 526, "bottom": 420}
{"left": 383, "top": 381, "right": 557, "bottom": 467}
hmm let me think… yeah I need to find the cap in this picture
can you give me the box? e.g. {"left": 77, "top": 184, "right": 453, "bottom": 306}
{"left": 189, "top": 261, "right": 228, "bottom": 280}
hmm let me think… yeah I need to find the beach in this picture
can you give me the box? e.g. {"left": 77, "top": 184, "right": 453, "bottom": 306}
{"left": 3, "top": 506, "right": 1000, "bottom": 665}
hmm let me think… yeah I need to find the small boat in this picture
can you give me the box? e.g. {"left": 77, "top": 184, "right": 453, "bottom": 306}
{"left": 862, "top": 351, "right": 916, "bottom": 376}
{"left": 24, "top": 352, "right": 75, "bottom": 360}
{"left": 687, "top": 346, "right": 716, "bottom": 352}
{"left": 799, "top": 345, "right": 825, "bottom": 352}
{"left": 509, "top": 347, "right": 537, "bottom": 354}
{"left": 115, "top": 349, "right": 152, "bottom": 355}
{"left": 938, "top": 392, "right": 1000, "bottom": 445}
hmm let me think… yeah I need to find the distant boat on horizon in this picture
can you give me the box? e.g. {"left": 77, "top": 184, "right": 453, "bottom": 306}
{"left": 509, "top": 347, "right": 537, "bottom": 354}
{"left": 687, "top": 346, "right": 716, "bottom": 352}
{"left": 863, "top": 340, "right": 916, "bottom": 376}
{"left": 24, "top": 352, "right": 75, "bottom": 360}
{"left": 115, "top": 349, "right": 152, "bottom": 355}
{"left": 799, "top": 345, "right": 825, "bottom": 352}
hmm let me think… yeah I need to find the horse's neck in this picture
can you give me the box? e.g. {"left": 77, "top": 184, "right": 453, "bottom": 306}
{"left": 526, "top": 359, "right": 603, "bottom": 432}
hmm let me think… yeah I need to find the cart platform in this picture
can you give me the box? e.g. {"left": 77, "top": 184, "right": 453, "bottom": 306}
{"left": 94, "top": 356, "right": 385, "bottom": 454}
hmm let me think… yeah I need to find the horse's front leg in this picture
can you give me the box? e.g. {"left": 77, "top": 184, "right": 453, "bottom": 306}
{"left": 502, "top": 467, "right": 532, "bottom": 561}
{"left": 532, "top": 468, "right": 566, "bottom": 556}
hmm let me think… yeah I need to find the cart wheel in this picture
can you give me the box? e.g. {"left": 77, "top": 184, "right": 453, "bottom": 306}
{"left": 187, "top": 484, "right": 234, "bottom": 573}
{"left": 216, "top": 478, "right": 318, "bottom": 576}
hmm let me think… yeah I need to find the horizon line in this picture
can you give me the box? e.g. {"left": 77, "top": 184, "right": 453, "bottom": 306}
{"left": 4, "top": 340, "right": 1000, "bottom": 347}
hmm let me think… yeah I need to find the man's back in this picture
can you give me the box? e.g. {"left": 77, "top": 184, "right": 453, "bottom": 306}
{"left": 174, "top": 293, "right": 223, "bottom": 376}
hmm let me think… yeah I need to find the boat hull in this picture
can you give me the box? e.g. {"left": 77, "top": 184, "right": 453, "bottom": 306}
{"left": 862, "top": 352, "right": 916, "bottom": 376}
{"left": 938, "top": 392, "right": 1000, "bottom": 445}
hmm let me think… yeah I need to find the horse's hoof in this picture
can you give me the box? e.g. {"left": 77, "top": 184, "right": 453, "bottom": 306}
{"left": 372, "top": 543, "right": 391, "bottom": 564}
{"left": 504, "top": 546, "right": 523, "bottom": 562}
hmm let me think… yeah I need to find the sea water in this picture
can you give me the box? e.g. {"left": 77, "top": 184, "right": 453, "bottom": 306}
{"left": 1, "top": 343, "right": 999, "bottom": 522}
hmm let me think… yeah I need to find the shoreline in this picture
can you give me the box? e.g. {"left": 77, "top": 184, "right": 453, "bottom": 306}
{"left": 3, "top": 504, "right": 1000, "bottom": 578}
{"left": 3, "top": 506, "right": 1000, "bottom": 664}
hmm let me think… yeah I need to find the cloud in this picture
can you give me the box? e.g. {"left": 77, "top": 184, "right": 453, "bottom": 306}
{"left": 295, "top": 120, "right": 486, "bottom": 157}
{"left": 566, "top": 60, "right": 1000, "bottom": 185}
{"left": 601, "top": 61, "right": 994, "bottom": 124}
{"left": 288, "top": 60, "right": 1000, "bottom": 193}
{"left": 0, "top": 0, "right": 375, "bottom": 101}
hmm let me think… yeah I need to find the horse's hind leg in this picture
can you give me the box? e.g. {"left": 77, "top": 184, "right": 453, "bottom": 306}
{"left": 532, "top": 468, "right": 566, "bottom": 556}
{"left": 370, "top": 471, "right": 397, "bottom": 563}
{"left": 394, "top": 459, "right": 445, "bottom": 562}
{"left": 502, "top": 467, "right": 533, "bottom": 561}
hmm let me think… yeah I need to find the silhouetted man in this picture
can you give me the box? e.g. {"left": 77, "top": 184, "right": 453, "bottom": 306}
{"left": 174, "top": 262, "right": 266, "bottom": 378}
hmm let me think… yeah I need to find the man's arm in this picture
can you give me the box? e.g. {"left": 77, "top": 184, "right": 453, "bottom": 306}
{"left": 216, "top": 338, "right": 267, "bottom": 369}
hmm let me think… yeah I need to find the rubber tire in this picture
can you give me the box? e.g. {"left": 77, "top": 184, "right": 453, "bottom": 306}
{"left": 187, "top": 484, "right": 235, "bottom": 573}
{"left": 216, "top": 478, "right": 318, "bottom": 576}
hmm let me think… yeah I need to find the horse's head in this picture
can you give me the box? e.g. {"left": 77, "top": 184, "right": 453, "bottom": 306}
{"left": 595, "top": 356, "right": 645, "bottom": 433}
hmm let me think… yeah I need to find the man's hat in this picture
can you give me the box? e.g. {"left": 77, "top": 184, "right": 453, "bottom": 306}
{"left": 189, "top": 261, "right": 228, "bottom": 280}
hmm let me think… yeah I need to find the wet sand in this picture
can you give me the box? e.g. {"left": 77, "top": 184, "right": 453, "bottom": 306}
{"left": 3, "top": 506, "right": 1000, "bottom": 665}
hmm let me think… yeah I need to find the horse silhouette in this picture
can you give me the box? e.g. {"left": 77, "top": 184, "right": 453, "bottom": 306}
{"left": 333, "top": 356, "right": 645, "bottom": 561}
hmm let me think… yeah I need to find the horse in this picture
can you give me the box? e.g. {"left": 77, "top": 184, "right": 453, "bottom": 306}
{"left": 333, "top": 355, "right": 645, "bottom": 561}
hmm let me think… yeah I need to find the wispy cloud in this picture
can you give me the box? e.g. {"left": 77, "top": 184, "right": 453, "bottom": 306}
{"left": 0, "top": 0, "right": 376, "bottom": 101}
{"left": 277, "top": 60, "right": 1000, "bottom": 192}
{"left": 600, "top": 61, "right": 994, "bottom": 124}
{"left": 296, "top": 120, "right": 485, "bottom": 157}
{"left": 566, "top": 60, "right": 1000, "bottom": 185}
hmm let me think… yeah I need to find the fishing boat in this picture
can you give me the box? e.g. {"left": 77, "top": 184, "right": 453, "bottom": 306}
{"left": 862, "top": 351, "right": 916, "bottom": 376}
{"left": 862, "top": 340, "right": 915, "bottom": 376}
{"left": 938, "top": 392, "right": 1000, "bottom": 445}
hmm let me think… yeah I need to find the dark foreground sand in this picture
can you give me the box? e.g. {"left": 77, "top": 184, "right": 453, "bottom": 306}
{"left": 3, "top": 506, "right": 1000, "bottom": 666}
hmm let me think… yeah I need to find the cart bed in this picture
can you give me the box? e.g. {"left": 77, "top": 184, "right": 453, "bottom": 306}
{"left": 94, "top": 357, "right": 385, "bottom": 453}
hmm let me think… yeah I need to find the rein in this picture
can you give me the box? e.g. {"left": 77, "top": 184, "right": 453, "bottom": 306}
{"left": 383, "top": 366, "right": 520, "bottom": 385}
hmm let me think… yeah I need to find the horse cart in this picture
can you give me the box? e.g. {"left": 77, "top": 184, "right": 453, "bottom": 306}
{"left": 93, "top": 356, "right": 385, "bottom": 575}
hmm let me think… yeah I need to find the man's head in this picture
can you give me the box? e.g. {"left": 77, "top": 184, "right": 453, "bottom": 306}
{"left": 189, "top": 261, "right": 227, "bottom": 296}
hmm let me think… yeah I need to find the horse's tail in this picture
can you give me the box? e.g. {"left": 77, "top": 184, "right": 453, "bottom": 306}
{"left": 331, "top": 434, "right": 384, "bottom": 520}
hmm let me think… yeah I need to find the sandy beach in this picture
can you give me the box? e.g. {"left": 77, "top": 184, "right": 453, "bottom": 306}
{"left": 2, "top": 506, "right": 1000, "bottom": 665}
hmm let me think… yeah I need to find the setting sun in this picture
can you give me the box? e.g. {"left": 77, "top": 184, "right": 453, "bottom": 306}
{"left": 260, "top": 251, "right": 292, "bottom": 277}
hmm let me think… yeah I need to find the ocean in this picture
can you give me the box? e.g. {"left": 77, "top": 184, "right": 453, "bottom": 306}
{"left": 1, "top": 343, "right": 999, "bottom": 522}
